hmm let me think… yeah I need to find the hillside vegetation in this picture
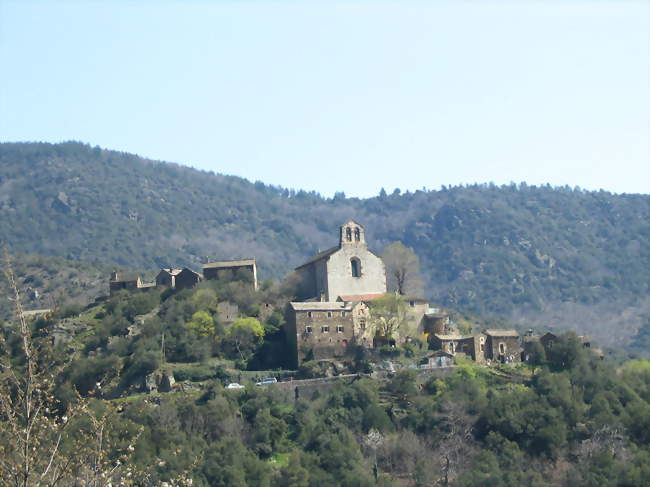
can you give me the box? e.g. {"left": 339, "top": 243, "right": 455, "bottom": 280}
{"left": 1, "top": 281, "right": 649, "bottom": 486}
{"left": 0, "top": 252, "right": 111, "bottom": 322}
{"left": 1, "top": 142, "right": 648, "bottom": 345}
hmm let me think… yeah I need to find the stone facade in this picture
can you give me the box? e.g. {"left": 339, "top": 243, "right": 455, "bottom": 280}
{"left": 156, "top": 268, "right": 182, "bottom": 288}
{"left": 484, "top": 330, "right": 520, "bottom": 363}
{"left": 287, "top": 302, "right": 355, "bottom": 366}
{"left": 175, "top": 268, "right": 202, "bottom": 290}
{"left": 422, "top": 310, "right": 451, "bottom": 336}
{"left": 203, "top": 259, "right": 258, "bottom": 290}
{"left": 109, "top": 272, "right": 143, "bottom": 295}
{"left": 295, "top": 221, "right": 386, "bottom": 301}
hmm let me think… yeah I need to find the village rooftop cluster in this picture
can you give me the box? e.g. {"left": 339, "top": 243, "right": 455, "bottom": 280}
{"left": 108, "top": 221, "right": 601, "bottom": 368}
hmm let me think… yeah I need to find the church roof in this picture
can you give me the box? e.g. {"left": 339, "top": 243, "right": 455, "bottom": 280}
{"left": 295, "top": 246, "right": 339, "bottom": 270}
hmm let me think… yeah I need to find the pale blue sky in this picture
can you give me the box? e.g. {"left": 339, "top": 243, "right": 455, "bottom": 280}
{"left": 1, "top": 1, "right": 648, "bottom": 197}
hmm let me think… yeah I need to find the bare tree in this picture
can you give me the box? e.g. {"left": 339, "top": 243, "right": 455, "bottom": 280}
{"left": 381, "top": 242, "right": 424, "bottom": 297}
{"left": 369, "top": 293, "right": 409, "bottom": 343}
{"left": 0, "top": 250, "right": 147, "bottom": 486}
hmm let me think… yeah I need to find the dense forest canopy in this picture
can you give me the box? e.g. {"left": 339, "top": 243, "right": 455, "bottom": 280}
{"left": 1, "top": 142, "right": 648, "bottom": 346}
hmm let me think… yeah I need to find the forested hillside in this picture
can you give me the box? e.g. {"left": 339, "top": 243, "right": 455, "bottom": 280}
{"left": 1, "top": 142, "right": 648, "bottom": 346}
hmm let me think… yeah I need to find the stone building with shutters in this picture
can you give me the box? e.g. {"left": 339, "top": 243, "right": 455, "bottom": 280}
{"left": 286, "top": 301, "right": 355, "bottom": 365}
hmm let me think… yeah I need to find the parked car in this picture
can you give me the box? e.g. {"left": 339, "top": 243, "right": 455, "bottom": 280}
{"left": 226, "top": 383, "right": 245, "bottom": 390}
{"left": 255, "top": 377, "right": 277, "bottom": 386}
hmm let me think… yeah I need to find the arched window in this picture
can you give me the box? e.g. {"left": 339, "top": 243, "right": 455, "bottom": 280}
{"left": 354, "top": 228, "right": 360, "bottom": 241}
{"left": 350, "top": 258, "right": 361, "bottom": 277}
{"left": 345, "top": 227, "right": 352, "bottom": 241}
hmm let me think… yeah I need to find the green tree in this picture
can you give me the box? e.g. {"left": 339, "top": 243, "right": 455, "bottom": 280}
{"left": 186, "top": 310, "right": 216, "bottom": 338}
{"left": 277, "top": 451, "right": 309, "bottom": 487}
{"left": 527, "top": 340, "right": 546, "bottom": 374}
{"left": 226, "top": 317, "right": 265, "bottom": 362}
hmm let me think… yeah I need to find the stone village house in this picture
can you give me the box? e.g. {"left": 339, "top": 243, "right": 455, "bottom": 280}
{"left": 203, "top": 259, "right": 258, "bottom": 290}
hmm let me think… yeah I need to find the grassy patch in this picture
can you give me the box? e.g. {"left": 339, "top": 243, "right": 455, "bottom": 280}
{"left": 267, "top": 452, "right": 290, "bottom": 468}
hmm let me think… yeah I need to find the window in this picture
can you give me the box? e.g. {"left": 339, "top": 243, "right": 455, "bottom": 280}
{"left": 409, "top": 301, "right": 415, "bottom": 307}
{"left": 449, "top": 342, "right": 455, "bottom": 354}
{"left": 321, "top": 326, "right": 330, "bottom": 333}
{"left": 354, "top": 228, "right": 360, "bottom": 241}
{"left": 499, "top": 343, "right": 506, "bottom": 354}
{"left": 351, "top": 258, "right": 361, "bottom": 277}
{"left": 359, "top": 319, "right": 366, "bottom": 330}
{"left": 305, "top": 326, "right": 312, "bottom": 333}
{"left": 341, "top": 311, "right": 346, "bottom": 317}
{"left": 327, "top": 311, "right": 332, "bottom": 318}
{"left": 346, "top": 227, "right": 352, "bottom": 241}
{"left": 307, "top": 311, "right": 312, "bottom": 318}
{"left": 337, "top": 325, "right": 344, "bottom": 333}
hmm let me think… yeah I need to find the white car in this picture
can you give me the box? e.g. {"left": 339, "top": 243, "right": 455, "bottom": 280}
{"left": 226, "top": 383, "right": 245, "bottom": 390}
{"left": 255, "top": 377, "right": 278, "bottom": 386}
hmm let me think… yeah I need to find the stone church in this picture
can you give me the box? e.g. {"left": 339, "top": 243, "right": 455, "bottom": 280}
{"left": 287, "top": 221, "right": 388, "bottom": 365}
{"left": 294, "top": 220, "right": 387, "bottom": 302}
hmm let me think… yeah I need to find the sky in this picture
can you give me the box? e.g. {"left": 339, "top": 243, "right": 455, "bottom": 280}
{"left": 1, "top": 1, "right": 648, "bottom": 197}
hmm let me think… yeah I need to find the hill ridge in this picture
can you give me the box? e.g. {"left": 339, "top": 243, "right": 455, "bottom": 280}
{"left": 1, "top": 141, "right": 649, "bottom": 345}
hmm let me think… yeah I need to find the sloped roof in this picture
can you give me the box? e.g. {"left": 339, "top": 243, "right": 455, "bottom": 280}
{"left": 425, "top": 312, "right": 448, "bottom": 319}
{"left": 337, "top": 293, "right": 386, "bottom": 302}
{"left": 204, "top": 259, "right": 256, "bottom": 269}
{"left": 433, "top": 333, "right": 470, "bottom": 340}
{"left": 290, "top": 301, "right": 352, "bottom": 312}
{"left": 428, "top": 350, "right": 455, "bottom": 358}
{"left": 484, "top": 329, "right": 519, "bottom": 337}
{"left": 179, "top": 267, "right": 201, "bottom": 276}
{"left": 295, "top": 246, "right": 339, "bottom": 270}
{"left": 110, "top": 273, "right": 140, "bottom": 283}
{"left": 158, "top": 268, "right": 182, "bottom": 276}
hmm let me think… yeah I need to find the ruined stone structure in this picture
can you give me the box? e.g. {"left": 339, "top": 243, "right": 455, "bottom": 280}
{"left": 295, "top": 221, "right": 386, "bottom": 302}
{"left": 217, "top": 301, "right": 239, "bottom": 325}
{"left": 422, "top": 309, "right": 451, "bottom": 336}
{"left": 484, "top": 329, "right": 520, "bottom": 363}
{"left": 203, "top": 259, "right": 258, "bottom": 290}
